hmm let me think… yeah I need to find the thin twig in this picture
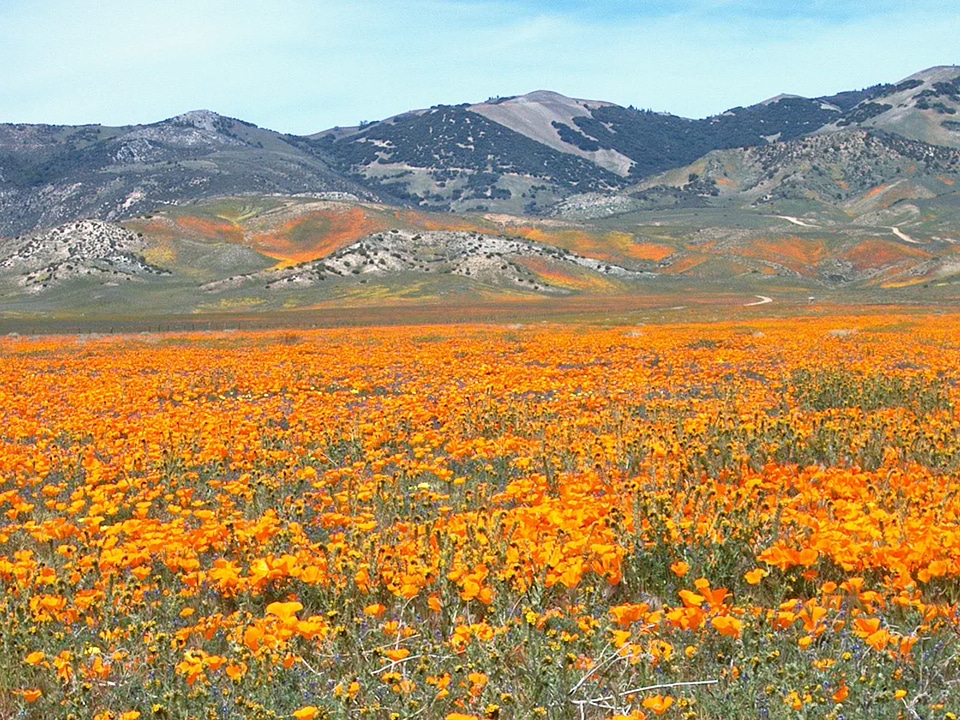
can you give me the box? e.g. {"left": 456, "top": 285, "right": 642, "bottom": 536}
{"left": 568, "top": 646, "right": 642, "bottom": 696}
{"left": 572, "top": 678, "right": 719, "bottom": 706}
{"left": 361, "top": 633, "right": 421, "bottom": 656}
{"left": 299, "top": 657, "right": 323, "bottom": 677}
{"left": 621, "top": 678, "right": 719, "bottom": 695}
{"left": 370, "top": 653, "right": 423, "bottom": 675}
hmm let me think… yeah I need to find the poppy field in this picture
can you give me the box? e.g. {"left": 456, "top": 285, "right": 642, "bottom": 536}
{"left": 1, "top": 315, "right": 960, "bottom": 719}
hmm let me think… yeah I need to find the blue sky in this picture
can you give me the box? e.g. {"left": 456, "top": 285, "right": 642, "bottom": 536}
{"left": 1, "top": 0, "right": 957, "bottom": 134}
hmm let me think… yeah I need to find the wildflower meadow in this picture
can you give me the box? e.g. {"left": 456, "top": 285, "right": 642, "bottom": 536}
{"left": 1, "top": 315, "right": 959, "bottom": 719}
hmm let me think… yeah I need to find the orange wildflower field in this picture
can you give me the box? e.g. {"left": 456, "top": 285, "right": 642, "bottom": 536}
{"left": 1, "top": 315, "right": 960, "bottom": 719}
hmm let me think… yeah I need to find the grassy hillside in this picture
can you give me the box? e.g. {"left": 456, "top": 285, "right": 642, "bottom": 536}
{"left": 4, "top": 192, "right": 960, "bottom": 328}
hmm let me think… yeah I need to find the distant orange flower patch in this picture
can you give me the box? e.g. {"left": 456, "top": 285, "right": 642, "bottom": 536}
{"left": 629, "top": 243, "right": 675, "bottom": 263}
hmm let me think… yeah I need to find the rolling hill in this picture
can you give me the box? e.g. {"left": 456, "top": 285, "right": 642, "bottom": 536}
{"left": 819, "top": 66, "right": 960, "bottom": 148}
{"left": 4, "top": 188, "right": 960, "bottom": 321}
{"left": 0, "top": 110, "right": 378, "bottom": 237}
{"left": 1, "top": 65, "right": 956, "bottom": 238}
{"left": 3, "top": 65, "right": 960, "bottom": 319}
{"left": 628, "top": 128, "right": 960, "bottom": 217}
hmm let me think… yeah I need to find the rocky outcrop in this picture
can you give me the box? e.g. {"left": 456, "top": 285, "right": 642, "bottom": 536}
{"left": 203, "top": 230, "right": 651, "bottom": 295}
{"left": 0, "top": 219, "right": 168, "bottom": 292}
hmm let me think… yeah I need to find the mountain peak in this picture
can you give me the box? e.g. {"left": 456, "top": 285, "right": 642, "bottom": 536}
{"left": 480, "top": 89, "right": 614, "bottom": 109}
{"left": 169, "top": 109, "right": 225, "bottom": 131}
{"left": 759, "top": 93, "right": 805, "bottom": 106}
{"left": 904, "top": 65, "right": 960, "bottom": 81}
{"left": 468, "top": 90, "right": 631, "bottom": 176}
{"left": 518, "top": 90, "right": 579, "bottom": 103}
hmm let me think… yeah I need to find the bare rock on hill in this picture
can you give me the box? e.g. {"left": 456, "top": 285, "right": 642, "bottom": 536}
{"left": 0, "top": 219, "right": 169, "bottom": 292}
{"left": 203, "top": 230, "right": 652, "bottom": 295}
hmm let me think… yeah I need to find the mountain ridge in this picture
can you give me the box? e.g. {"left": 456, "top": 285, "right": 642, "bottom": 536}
{"left": 2, "top": 65, "right": 959, "bottom": 238}
{"left": 3, "top": 65, "right": 960, "bottom": 318}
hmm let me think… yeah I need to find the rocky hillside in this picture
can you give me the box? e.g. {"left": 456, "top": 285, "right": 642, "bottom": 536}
{"left": 625, "top": 129, "right": 960, "bottom": 220}
{"left": 2, "top": 65, "right": 960, "bottom": 239}
{"left": 4, "top": 192, "right": 960, "bottom": 319}
{"left": 819, "top": 66, "right": 960, "bottom": 148}
{"left": 203, "top": 229, "right": 649, "bottom": 297}
{"left": 0, "top": 111, "right": 377, "bottom": 237}
{"left": 0, "top": 219, "right": 167, "bottom": 294}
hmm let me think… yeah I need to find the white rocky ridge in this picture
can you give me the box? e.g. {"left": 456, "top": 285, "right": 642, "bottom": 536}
{"left": 122, "top": 110, "right": 246, "bottom": 150}
{"left": 203, "top": 230, "right": 652, "bottom": 295}
{"left": 550, "top": 192, "right": 641, "bottom": 220}
{"left": 172, "top": 110, "right": 226, "bottom": 133}
{"left": 0, "top": 219, "right": 168, "bottom": 292}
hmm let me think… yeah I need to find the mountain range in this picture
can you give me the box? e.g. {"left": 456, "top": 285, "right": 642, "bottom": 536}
{"left": 2, "top": 65, "right": 960, "bottom": 319}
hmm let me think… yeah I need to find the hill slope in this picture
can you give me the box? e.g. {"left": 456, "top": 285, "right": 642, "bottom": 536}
{"left": 631, "top": 129, "right": 960, "bottom": 216}
{"left": 4, "top": 66, "right": 960, "bottom": 319}
{"left": 306, "top": 104, "right": 623, "bottom": 216}
{"left": 3, "top": 66, "right": 960, "bottom": 237}
{"left": 819, "top": 66, "right": 960, "bottom": 148}
{"left": 0, "top": 111, "right": 377, "bottom": 237}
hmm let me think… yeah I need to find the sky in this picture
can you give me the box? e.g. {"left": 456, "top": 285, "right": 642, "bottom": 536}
{"left": 1, "top": 0, "right": 958, "bottom": 135}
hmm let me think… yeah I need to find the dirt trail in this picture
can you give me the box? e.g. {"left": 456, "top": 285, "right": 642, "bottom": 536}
{"left": 775, "top": 215, "right": 817, "bottom": 228}
{"left": 744, "top": 295, "right": 773, "bottom": 306}
{"left": 889, "top": 226, "right": 920, "bottom": 244}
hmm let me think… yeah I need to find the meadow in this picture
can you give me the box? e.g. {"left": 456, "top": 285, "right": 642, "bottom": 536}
{"left": 1, "top": 315, "right": 959, "bottom": 719}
